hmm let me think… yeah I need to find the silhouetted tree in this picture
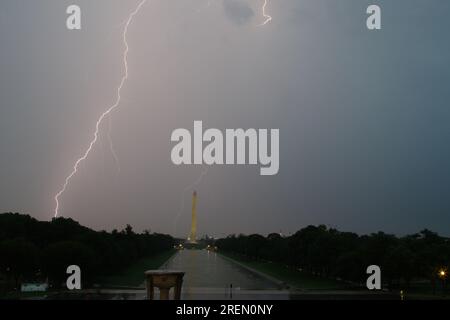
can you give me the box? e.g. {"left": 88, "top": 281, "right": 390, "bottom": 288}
{"left": 216, "top": 225, "right": 450, "bottom": 289}
{"left": 0, "top": 213, "right": 175, "bottom": 288}
{"left": 0, "top": 239, "right": 40, "bottom": 288}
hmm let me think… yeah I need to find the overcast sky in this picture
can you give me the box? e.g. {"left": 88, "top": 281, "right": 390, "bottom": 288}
{"left": 1, "top": 0, "right": 450, "bottom": 237}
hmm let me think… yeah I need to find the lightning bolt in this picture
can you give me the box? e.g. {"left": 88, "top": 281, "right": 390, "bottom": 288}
{"left": 258, "top": 0, "right": 272, "bottom": 26}
{"left": 174, "top": 168, "right": 209, "bottom": 236}
{"left": 53, "top": 0, "right": 147, "bottom": 217}
{"left": 107, "top": 116, "right": 121, "bottom": 174}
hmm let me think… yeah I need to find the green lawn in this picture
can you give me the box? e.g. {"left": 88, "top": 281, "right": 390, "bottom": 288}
{"left": 99, "top": 250, "right": 176, "bottom": 287}
{"left": 220, "top": 252, "right": 348, "bottom": 290}
{"left": 1, "top": 290, "right": 48, "bottom": 300}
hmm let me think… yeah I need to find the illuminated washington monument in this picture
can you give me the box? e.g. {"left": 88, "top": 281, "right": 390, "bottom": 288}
{"left": 188, "top": 191, "right": 198, "bottom": 244}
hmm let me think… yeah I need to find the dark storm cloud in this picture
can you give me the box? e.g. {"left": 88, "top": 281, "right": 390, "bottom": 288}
{"left": 222, "top": 0, "right": 254, "bottom": 25}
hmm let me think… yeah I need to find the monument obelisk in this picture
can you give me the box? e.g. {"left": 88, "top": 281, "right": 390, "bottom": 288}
{"left": 188, "top": 191, "right": 197, "bottom": 244}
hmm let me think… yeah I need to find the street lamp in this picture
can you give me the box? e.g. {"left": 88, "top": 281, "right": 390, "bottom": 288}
{"left": 438, "top": 268, "right": 447, "bottom": 296}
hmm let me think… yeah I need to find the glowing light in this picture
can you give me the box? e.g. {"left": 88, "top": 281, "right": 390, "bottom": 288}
{"left": 53, "top": 0, "right": 147, "bottom": 217}
{"left": 259, "top": 0, "right": 272, "bottom": 26}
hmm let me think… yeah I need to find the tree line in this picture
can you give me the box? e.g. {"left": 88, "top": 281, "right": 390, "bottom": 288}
{"left": 216, "top": 225, "right": 450, "bottom": 289}
{"left": 0, "top": 213, "right": 174, "bottom": 289}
